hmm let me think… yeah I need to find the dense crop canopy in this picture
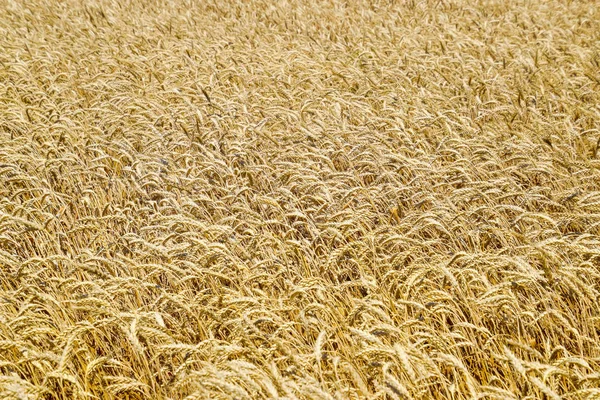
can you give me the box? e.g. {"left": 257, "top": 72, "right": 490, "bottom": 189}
{"left": 1, "top": 0, "right": 600, "bottom": 398}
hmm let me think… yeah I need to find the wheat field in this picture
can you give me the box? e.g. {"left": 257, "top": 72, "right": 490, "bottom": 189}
{"left": 1, "top": 0, "right": 600, "bottom": 398}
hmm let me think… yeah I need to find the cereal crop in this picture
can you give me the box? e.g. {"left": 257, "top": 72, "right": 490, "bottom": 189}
{"left": 1, "top": 0, "right": 600, "bottom": 398}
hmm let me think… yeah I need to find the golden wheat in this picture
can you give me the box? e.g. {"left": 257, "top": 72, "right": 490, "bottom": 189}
{"left": 1, "top": 0, "right": 600, "bottom": 398}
